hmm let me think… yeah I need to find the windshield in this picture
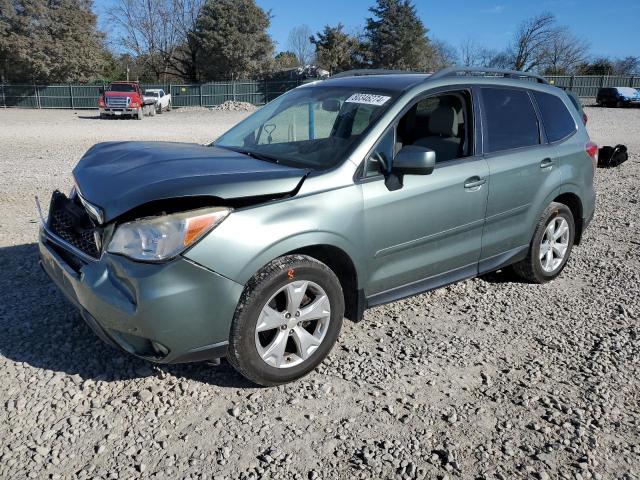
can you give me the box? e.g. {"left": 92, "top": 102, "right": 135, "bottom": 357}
{"left": 616, "top": 87, "right": 639, "bottom": 97}
{"left": 215, "top": 85, "right": 396, "bottom": 169}
{"left": 109, "top": 84, "right": 136, "bottom": 93}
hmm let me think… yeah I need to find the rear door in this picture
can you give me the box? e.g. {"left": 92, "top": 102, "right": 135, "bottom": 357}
{"left": 479, "top": 87, "right": 561, "bottom": 272}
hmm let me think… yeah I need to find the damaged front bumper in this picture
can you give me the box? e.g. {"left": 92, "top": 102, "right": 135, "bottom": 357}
{"left": 38, "top": 203, "right": 243, "bottom": 364}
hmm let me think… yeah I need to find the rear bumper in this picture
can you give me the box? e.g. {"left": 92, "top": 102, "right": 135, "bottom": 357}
{"left": 39, "top": 227, "right": 243, "bottom": 363}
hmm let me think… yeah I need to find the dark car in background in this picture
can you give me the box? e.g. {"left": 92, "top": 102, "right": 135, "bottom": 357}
{"left": 596, "top": 87, "right": 640, "bottom": 108}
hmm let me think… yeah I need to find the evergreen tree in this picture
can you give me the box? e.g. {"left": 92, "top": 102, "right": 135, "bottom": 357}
{"left": 310, "top": 23, "right": 362, "bottom": 74}
{"left": 274, "top": 51, "right": 298, "bottom": 70}
{"left": 364, "top": 0, "right": 433, "bottom": 71}
{"left": 0, "top": 0, "right": 108, "bottom": 82}
{"left": 195, "top": 0, "right": 274, "bottom": 80}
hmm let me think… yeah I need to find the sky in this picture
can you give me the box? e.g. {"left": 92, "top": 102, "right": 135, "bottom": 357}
{"left": 95, "top": 0, "right": 640, "bottom": 59}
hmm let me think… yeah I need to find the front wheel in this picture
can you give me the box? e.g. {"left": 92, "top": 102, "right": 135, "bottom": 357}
{"left": 227, "top": 255, "right": 344, "bottom": 386}
{"left": 513, "top": 202, "right": 575, "bottom": 283}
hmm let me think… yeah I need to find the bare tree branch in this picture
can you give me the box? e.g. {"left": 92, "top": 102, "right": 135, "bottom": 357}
{"left": 287, "top": 25, "right": 314, "bottom": 66}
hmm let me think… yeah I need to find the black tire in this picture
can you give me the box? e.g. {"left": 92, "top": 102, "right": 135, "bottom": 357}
{"left": 227, "top": 254, "right": 344, "bottom": 386}
{"left": 513, "top": 202, "right": 575, "bottom": 284}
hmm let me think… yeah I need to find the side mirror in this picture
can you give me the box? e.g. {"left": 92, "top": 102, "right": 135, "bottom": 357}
{"left": 321, "top": 99, "right": 341, "bottom": 112}
{"left": 393, "top": 145, "right": 436, "bottom": 175}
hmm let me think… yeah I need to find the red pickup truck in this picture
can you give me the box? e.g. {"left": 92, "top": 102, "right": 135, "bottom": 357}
{"left": 98, "top": 81, "right": 157, "bottom": 119}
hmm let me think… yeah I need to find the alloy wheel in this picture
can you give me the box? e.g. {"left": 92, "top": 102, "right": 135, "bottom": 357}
{"left": 254, "top": 281, "right": 331, "bottom": 368}
{"left": 539, "top": 217, "right": 570, "bottom": 273}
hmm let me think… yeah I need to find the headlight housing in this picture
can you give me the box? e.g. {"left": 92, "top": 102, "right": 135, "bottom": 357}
{"left": 107, "top": 207, "right": 230, "bottom": 262}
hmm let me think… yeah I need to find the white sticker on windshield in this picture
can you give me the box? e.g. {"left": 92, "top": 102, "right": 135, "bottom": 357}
{"left": 345, "top": 93, "right": 391, "bottom": 106}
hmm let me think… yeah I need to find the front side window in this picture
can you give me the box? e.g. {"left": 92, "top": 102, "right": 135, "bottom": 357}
{"left": 365, "top": 128, "right": 394, "bottom": 177}
{"left": 362, "top": 90, "right": 473, "bottom": 178}
{"left": 533, "top": 91, "right": 577, "bottom": 143}
{"left": 482, "top": 88, "right": 540, "bottom": 153}
{"left": 215, "top": 86, "right": 396, "bottom": 169}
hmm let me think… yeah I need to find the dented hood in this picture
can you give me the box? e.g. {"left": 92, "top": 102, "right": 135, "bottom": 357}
{"left": 72, "top": 141, "right": 307, "bottom": 223}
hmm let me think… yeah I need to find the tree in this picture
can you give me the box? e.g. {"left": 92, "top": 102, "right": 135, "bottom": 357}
{"left": 108, "top": 0, "right": 204, "bottom": 82}
{"left": 0, "top": 0, "right": 108, "bottom": 83}
{"left": 577, "top": 58, "right": 614, "bottom": 75}
{"left": 541, "top": 27, "right": 589, "bottom": 74}
{"left": 459, "top": 39, "right": 497, "bottom": 67}
{"left": 364, "top": 0, "right": 434, "bottom": 70}
{"left": 287, "top": 25, "right": 314, "bottom": 66}
{"left": 613, "top": 56, "right": 640, "bottom": 75}
{"left": 195, "top": 0, "right": 274, "bottom": 80}
{"left": 507, "top": 12, "right": 557, "bottom": 71}
{"left": 274, "top": 51, "right": 298, "bottom": 70}
{"left": 310, "top": 23, "right": 362, "bottom": 74}
{"left": 429, "top": 39, "right": 457, "bottom": 70}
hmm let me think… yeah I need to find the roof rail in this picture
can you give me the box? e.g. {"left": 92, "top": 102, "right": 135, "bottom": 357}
{"left": 429, "top": 66, "right": 548, "bottom": 84}
{"left": 330, "top": 69, "right": 425, "bottom": 79}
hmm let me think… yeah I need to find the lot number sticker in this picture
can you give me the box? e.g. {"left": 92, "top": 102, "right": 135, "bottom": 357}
{"left": 345, "top": 93, "right": 391, "bottom": 106}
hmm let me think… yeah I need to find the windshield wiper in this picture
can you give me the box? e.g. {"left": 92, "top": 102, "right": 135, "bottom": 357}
{"left": 219, "top": 146, "right": 280, "bottom": 164}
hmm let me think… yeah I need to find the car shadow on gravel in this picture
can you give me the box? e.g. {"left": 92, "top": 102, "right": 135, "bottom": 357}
{"left": 0, "top": 243, "right": 255, "bottom": 389}
{"left": 478, "top": 267, "right": 526, "bottom": 284}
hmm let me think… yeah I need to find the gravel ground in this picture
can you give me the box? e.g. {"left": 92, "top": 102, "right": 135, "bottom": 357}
{"left": 0, "top": 106, "right": 638, "bottom": 480}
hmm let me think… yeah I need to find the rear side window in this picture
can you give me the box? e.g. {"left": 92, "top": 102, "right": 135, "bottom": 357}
{"left": 482, "top": 88, "right": 539, "bottom": 153}
{"left": 533, "top": 91, "right": 577, "bottom": 142}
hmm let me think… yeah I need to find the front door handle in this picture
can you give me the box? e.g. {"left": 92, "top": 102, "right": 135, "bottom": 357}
{"left": 540, "top": 157, "right": 554, "bottom": 169}
{"left": 464, "top": 176, "right": 486, "bottom": 189}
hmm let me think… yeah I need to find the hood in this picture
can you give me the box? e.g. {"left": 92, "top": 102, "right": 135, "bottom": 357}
{"left": 72, "top": 141, "right": 307, "bottom": 223}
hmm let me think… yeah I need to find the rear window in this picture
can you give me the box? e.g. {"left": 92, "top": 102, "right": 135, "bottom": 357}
{"left": 482, "top": 88, "right": 540, "bottom": 153}
{"left": 533, "top": 91, "right": 577, "bottom": 143}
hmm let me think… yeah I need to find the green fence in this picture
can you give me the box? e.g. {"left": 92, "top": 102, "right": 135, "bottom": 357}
{"left": 545, "top": 75, "right": 640, "bottom": 97}
{"left": 0, "top": 79, "right": 303, "bottom": 109}
{"left": 1, "top": 76, "right": 639, "bottom": 109}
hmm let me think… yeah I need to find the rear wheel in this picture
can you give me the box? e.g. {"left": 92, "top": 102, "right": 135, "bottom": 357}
{"left": 513, "top": 202, "right": 575, "bottom": 283}
{"left": 227, "top": 255, "right": 344, "bottom": 386}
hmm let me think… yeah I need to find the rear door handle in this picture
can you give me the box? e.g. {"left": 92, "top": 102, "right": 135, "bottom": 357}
{"left": 464, "top": 176, "right": 486, "bottom": 189}
{"left": 540, "top": 158, "right": 554, "bottom": 169}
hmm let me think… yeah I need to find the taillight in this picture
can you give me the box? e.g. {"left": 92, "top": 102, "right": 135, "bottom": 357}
{"left": 586, "top": 141, "right": 598, "bottom": 173}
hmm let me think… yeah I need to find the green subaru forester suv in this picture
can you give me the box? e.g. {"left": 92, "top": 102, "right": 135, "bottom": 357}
{"left": 39, "top": 67, "right": 596, "bottom": 385}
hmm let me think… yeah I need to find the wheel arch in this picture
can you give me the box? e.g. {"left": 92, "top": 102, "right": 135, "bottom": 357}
{"left": 553, "top": 190, "right": 584, "bottom": 245}
{"left": 285, "top": 244, "right": 364, "bottom": 322}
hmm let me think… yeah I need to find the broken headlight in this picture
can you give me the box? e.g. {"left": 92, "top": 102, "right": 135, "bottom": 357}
{"left": 107, "top": 207, "right": 230, "bottom": 262}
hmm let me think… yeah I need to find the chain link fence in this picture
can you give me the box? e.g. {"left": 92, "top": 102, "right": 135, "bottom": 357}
{"left": 1, "top": 76, "right": 639, "bottom": 109}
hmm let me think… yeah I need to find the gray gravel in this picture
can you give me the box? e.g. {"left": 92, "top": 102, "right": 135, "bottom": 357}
{"left": 0, "top": 106, "right": 639, "bottom": 480}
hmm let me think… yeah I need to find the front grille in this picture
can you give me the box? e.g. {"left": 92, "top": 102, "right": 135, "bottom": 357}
{"left": 106, "top": 96, "right": 130, "bottom": 108}
{"left": 48, "top": 192, "right": 100, "bottom": 259}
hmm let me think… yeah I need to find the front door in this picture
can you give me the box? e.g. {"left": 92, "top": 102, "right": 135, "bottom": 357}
{"left": 360, "top": 89, "right": 489, "bottom": 304}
